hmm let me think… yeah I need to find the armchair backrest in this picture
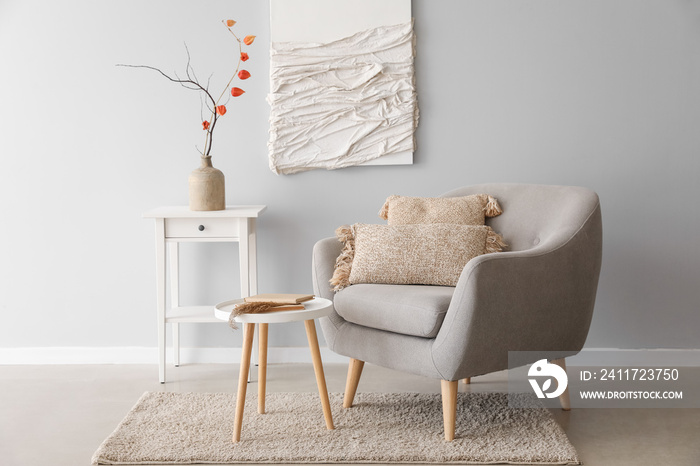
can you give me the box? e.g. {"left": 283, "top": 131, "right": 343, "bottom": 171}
{"left": 442, "top": 183, "right": 600, "bottom": 253}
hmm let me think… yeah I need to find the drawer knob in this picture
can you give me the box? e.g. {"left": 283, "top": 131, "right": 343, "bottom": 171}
{"left": 198, "top": 225, "right": 205, "bottom": 231}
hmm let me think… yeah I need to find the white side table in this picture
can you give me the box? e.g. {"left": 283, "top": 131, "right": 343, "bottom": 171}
{"left": 144, "top": 205, "right": 266, "bottom": 383}
{"left": 215, "top": 298, "right": 335, "bottom": 442}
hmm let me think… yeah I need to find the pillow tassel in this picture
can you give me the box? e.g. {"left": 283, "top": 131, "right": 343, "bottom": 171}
{"left": 378, "top": 195, "right": 399, "bottom": 220}
{"left": 378, "top": 200, "right": 390, "bottom": 220}
{"left": 330, "top": 225, "right": 355, "bottom": 292}
{"left": 485, "top": 195, "right": 503, "bottom": 217}
{"left": 485, "top": 227, "right": 508, "bottom": 254}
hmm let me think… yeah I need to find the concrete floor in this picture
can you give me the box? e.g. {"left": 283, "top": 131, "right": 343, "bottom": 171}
{"left": 1, "top": 363, "right": 698, "bottom": 465}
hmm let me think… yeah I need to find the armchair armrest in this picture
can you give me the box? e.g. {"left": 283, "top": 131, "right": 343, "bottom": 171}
{"left": 312, "top": 237, "right": 345, "bottom": 350}
{"left": 312, "top": 237, "right": 342, "bottom": 301}
{"left": 431, "top": 203, "right": 602, "bottom": 380}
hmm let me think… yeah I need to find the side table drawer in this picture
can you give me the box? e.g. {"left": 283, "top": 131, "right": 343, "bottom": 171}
{"left": 165, "top": 217, "right": 238, "bottom": 238}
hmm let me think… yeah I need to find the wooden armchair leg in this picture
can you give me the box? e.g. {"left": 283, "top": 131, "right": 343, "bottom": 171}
{"left": 343, "top": 358, "right": 365, "bottom": 408}
{"left": 461, "top": 377, "right": 471, "bottom": 384}
{"left": 551, "top": 358, "right": 571, "bottom": 411}
{"left": 441, "top": 380, "right": 458, "bottom": 441}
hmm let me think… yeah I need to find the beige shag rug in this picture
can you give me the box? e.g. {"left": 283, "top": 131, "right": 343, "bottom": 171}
{"left": 92, "top": 392, "right": 580, "bottom": 465}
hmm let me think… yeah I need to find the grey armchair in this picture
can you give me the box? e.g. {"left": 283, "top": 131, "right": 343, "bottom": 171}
{"left": 312, "top": 183, "right": 602, "bottom": 440}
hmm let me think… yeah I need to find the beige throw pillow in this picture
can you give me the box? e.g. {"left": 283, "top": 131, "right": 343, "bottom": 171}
{"left": 379, "top": 194, "right": 502, "bottom": 225}
{"left": 331, "top": 223, "right": 507, "bottom": 291}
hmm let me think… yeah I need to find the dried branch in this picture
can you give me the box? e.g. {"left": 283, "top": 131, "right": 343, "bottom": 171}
{"left": 184, "top": 43, "right": 194, "bottom": 81}
{"left": 174, "top": 71, "right": 203, "bottom": 92}
{"left": 116, "top": 64, "right": 216, "bottom": 107}
{"left": 117, "top": 19, "right": 251, "bottom": 157}
{"left": 117, "top": 63, "right": 219, "bottom": 155}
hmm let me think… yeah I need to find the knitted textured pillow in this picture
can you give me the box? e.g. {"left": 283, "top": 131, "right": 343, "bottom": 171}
{"left": 330, "top": 223, "right": 506, "bottom": 291}
{"left": 378, "top": 194, "right": 502, "bottom": 225}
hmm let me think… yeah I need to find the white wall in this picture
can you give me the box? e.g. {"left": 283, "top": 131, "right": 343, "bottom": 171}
{"left": 1, "top": 0, "right": 698, "bottom": 358}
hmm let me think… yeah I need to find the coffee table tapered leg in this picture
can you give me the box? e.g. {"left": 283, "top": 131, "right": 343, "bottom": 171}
{"left": 233, "top": 323, "right": 255, "bottom": 442}
{"left": 258, "top": 323, "right": 268, "bottom": 414}
{"left": 304, "top": 319, "right": 335, "bottom": 430}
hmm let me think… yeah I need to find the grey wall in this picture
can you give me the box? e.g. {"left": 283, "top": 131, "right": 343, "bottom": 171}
{"left": 0, "top": 0, "right": 698, "bottom": 352}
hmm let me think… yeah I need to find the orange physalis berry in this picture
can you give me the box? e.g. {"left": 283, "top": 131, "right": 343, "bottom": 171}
{"left": 238, "top": 70, "right": 251, "bottom": 80}
{"left": 231, "top": 87, "right": 245, "bottom": 97}
{"left": 243, "top": 35, "right": 256, "bottom": 45}
{"left": 240, "top": 52, "right": 249, "bottom": 62}
{"left": 202, "top": 120, "right": 210, "bottom": 130}
{"left": 226, "top": 19, "right": 236, "bottom": 27}
{"left": 216, "top": 105, "right": 227, "bottom": 116}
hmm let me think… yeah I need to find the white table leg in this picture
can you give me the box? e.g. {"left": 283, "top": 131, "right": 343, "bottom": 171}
{"left": 238, "top": 218, "right": 257, "bottom": 380}
{"left": 172, "top": 325, "right": 180, "bottom": 367}
{"left": 155, "top": 219, "right": 166, "bottom": 384}
{"left": 249, "top": 219, "right": 258, "bottom": 296}
{"left": 239, "top": 218, "right": 250, "bottom": 298}
{"left": 249, "top": 220, "right": 260, "bottom": 372}
{"left": 169, "top": 242, "right": 180, "bottom": 367}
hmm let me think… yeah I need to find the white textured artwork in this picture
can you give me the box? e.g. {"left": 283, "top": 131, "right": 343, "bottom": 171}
{"left": 268, "top": 0, "right": 418, "bottom": 174}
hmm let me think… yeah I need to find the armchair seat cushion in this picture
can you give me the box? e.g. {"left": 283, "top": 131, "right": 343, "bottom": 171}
{"left": 333, "top": 284, "right": 454, "bottom": 338}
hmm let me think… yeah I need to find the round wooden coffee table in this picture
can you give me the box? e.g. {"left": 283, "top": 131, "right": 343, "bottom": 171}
{"left": 214, "top": 297, "right": 335, "bottom": 442}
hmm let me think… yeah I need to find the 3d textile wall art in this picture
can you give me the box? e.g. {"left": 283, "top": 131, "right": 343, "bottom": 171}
{"left": 267, "top": 0, "right": 418, "bottom": 174}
